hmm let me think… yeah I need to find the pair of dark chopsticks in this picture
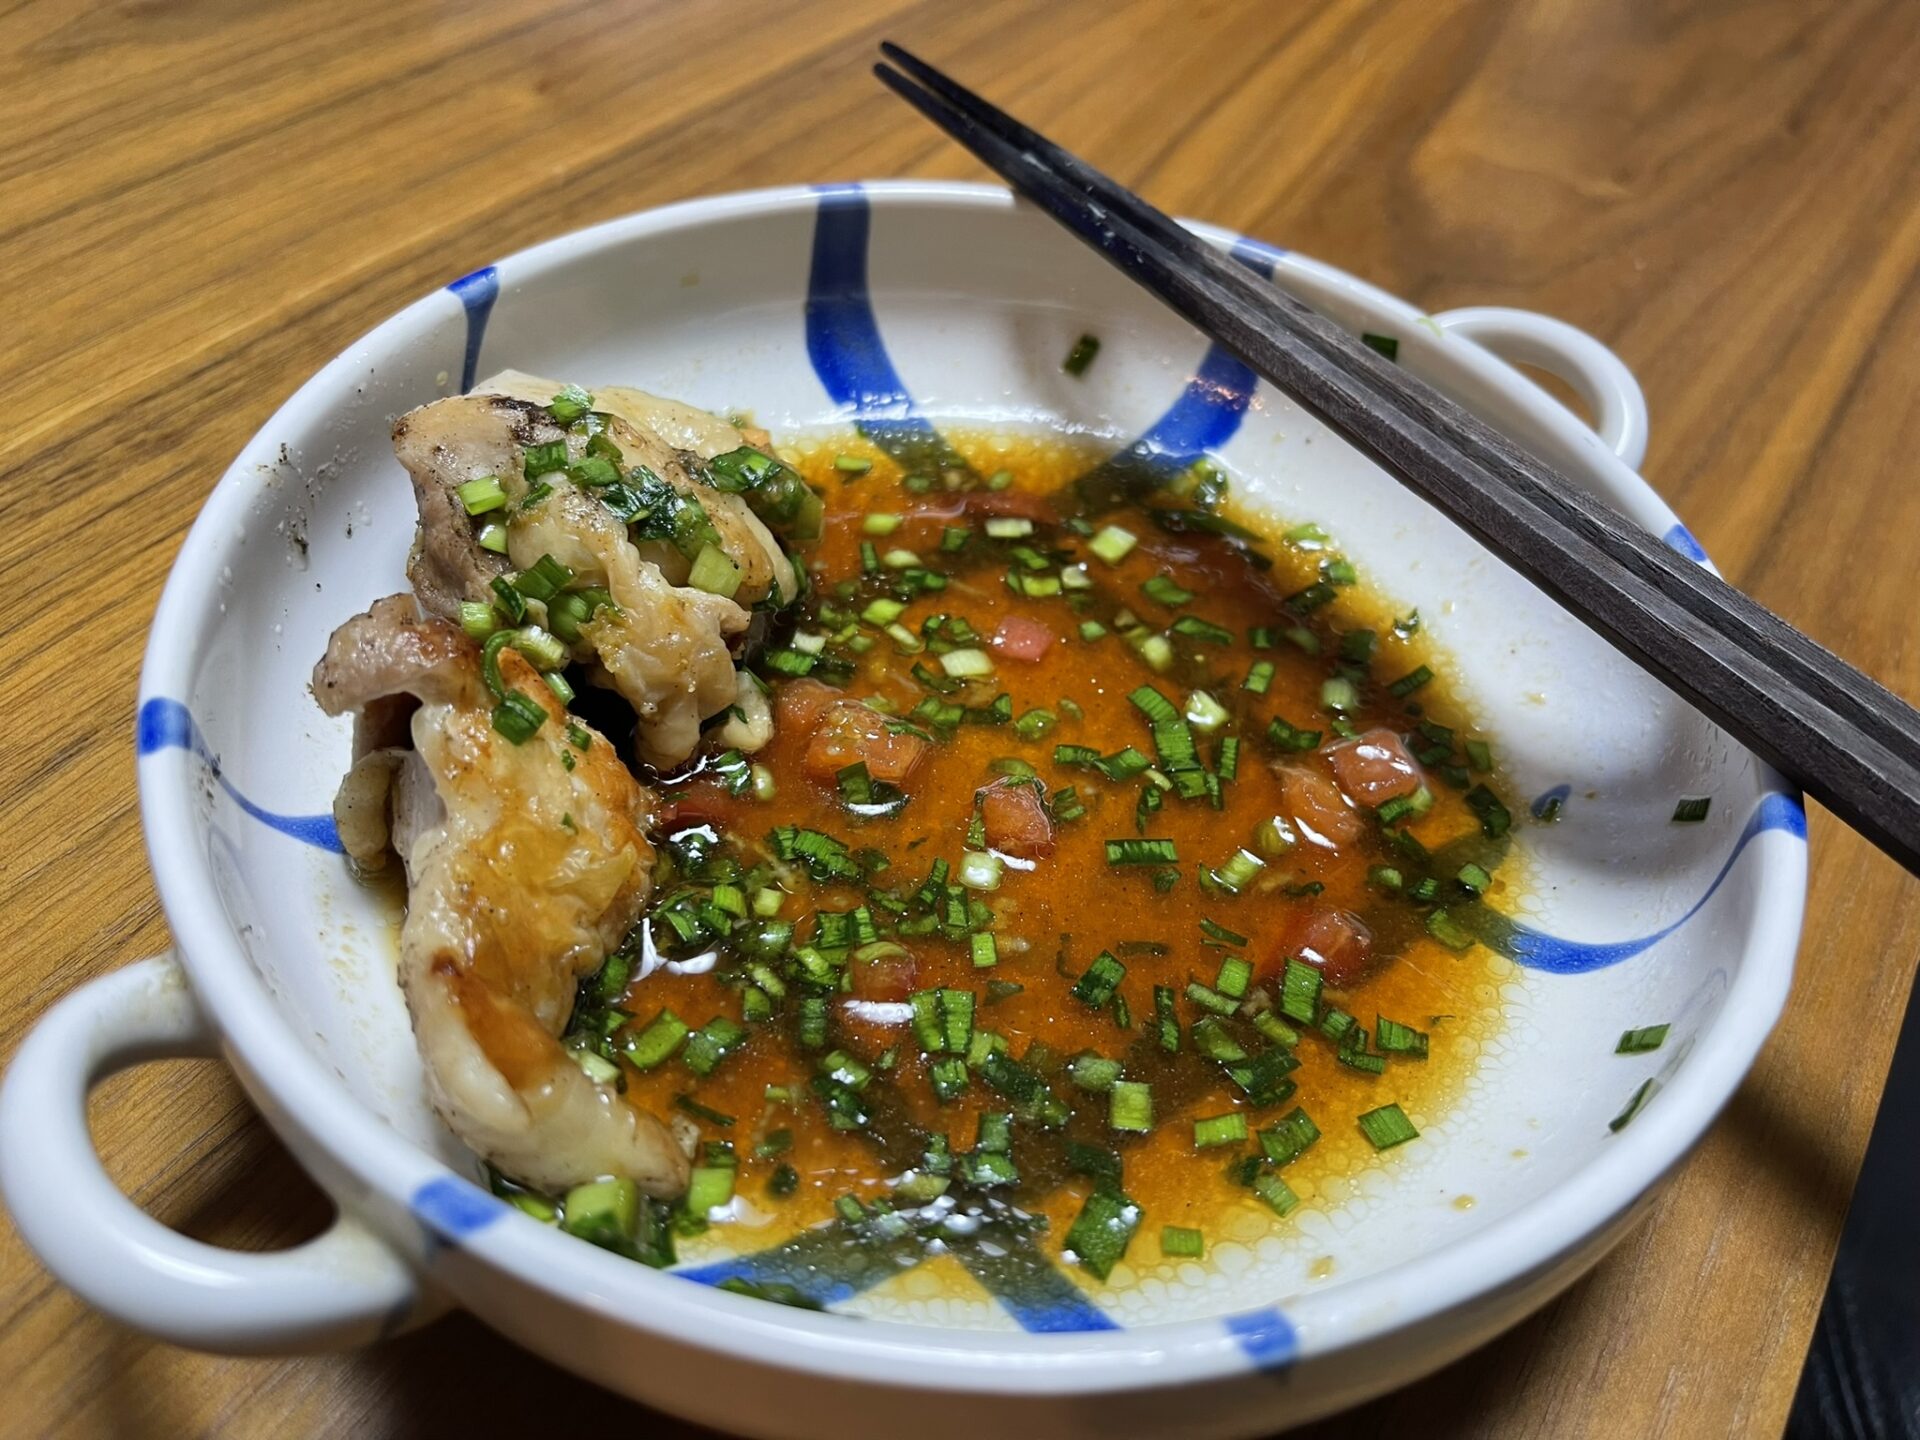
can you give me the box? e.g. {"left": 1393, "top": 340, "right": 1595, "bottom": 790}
{"left": 875, "top": 41, "right": 1920, "bottom": 876}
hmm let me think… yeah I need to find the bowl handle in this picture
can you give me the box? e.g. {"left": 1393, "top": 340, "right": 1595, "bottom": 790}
{"left": 1428, "top": 306, "right": 1650, "bottom": 470}
{"left": 0, "top": 951, "right": 425, "bottom": 1352}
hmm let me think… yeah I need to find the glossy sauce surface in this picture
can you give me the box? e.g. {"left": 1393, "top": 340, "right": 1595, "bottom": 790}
{"left": 615, "top": 432, "right": 1514, "bottom": 1280}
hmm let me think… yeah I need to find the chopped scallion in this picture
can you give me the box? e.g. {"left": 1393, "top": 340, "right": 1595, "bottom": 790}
{"left": 939, "top": 647, "right": 995, "bottom": 678}
{"left": 1064, "top": 1187, "right": 1139, "bottom": 1279}
{"left": 1109, "top": 1080, "right": 1154, "bottom": 1133}
{"left": 1357, "top": 1103, "right": 1419, "bottom": 1149}
{"left": 1610, "top": 1077, "right": 1659, "bottom": 1131}
{"left": 1062, "top": 333, "right": 1102, "bottom": 377}
{"left": 457, "top": 474, "right": 508, "bottom": 515}
{"left": 1616, "top": 1023, "right": 1670, "bottom": 1055}
{"left": 1258, "top": 1107, "right": 1321, "bottom": 1166}
{"left": 1193, "top": 1112, "right": 1249, "bottom": 1149}
{"left": 1388, "top": 665, "right": 1434, "bottom": 698}
{"left": 1106, "top": 837, "right": 1178, "bottom": 866}
{"left": 491, "top": 690, "right": 547, "bottom": 745}
{"left": 1142, "top": 575, "right": 1194, "bottom": 607}
{"left": 1089, "top": 525, "right": 1138, "bottom": 565}
{"left": 1072, "top": 952, "right": 1127, "bottom": 1008}
{"left": 1160, "top": 1225, "right": 1205, "bottom": 1259}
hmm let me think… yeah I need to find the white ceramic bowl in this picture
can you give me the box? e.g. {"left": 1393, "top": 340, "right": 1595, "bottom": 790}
{"left": 0, "top": 181, "right": 1806, "bottom": 1437}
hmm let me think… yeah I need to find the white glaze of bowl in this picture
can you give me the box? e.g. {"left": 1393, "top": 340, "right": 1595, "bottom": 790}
{"left": 0, "top": 181, "right": 1805, "bottom": 1437}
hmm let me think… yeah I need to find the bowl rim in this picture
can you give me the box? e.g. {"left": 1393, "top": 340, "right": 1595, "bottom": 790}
{"left": 136, "top": 178, "right": 1807, "bottom": 1393}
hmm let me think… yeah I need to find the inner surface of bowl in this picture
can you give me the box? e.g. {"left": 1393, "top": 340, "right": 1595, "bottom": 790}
{"left": 143, "top": 182, "right": 1804, "bottom": 1343}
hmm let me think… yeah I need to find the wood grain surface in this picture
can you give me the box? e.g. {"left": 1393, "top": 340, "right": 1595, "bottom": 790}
{"left": 3, "top": 1, "right": 1918, "bottom": 1435}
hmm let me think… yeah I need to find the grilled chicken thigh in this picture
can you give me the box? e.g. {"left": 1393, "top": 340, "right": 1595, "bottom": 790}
{"left": 314, "top": 595, "right": 688, "bottom": 1197}
{"left": 391, "top": 378, "right": 791, "bottom": 767}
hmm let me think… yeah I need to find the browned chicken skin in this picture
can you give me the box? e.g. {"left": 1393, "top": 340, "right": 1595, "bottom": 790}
{"left": 390, "top": 381, "right": 786, "bottom": 767}
{"left": 314, "top": 595, "right": 687, "bottom": 1197}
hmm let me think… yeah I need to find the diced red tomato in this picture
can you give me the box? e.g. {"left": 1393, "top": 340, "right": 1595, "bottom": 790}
{"left": 1277, "top": 764, "right": 1364, "bottom": 849}
{"left": 850, "top": 947, "right": 918, "bottom": 1003}
{"left": 991, "top": 614, "right": 1057, "bottom": 663}
{"left": 1272, "top": 909, "right": 1375, "bottom": 988}
{"left": 774, "top": 678, "right": 841, "bottom": 733}
{"left": 1326, "top": 728, "right": 1423, "bottom": 807}
{"left": 802, "top": 701, "right": 931, "bottom": 787}
{"left": 979, "top": 778, "right": 1055, "bottom": 859}
{"left": 961, "top": 489, "right": 1054, "bottom": 522}
{"left": 652, "top": 782, "right": 739, "bottom": 835}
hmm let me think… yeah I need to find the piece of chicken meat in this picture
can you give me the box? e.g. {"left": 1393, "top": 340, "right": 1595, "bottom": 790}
{"left": 313, "top": 594, "right": 689, "bottom": 1198}
{"left": 392, "top": 377, "right": 790, "bottom": 768}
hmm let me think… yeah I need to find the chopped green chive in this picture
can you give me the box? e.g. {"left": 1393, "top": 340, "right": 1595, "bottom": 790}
{"left": 1609, "top": 1078, "right": 1659, "bottom": 1131}
{"left": 1014, "top": 708, "right": 1056, "bottom": 741}
{"left": 1109, "top": 1080, "right": 1154, "bottom": 1133}
{"left": 1361, "top": 332, "right": 1399, "bottom": 360}
{"left": 1064, "top": 1187, "right": 1139, "bottom": 1278}
{"left": 1248, "top": 1170, "right": 1299, "bottom": 1217}
{"left": 1616, "top": 1024, "right": 1670, "bottom": 1055}
{"left": 682, "top": 1017, "right": 747, "bottom": 1076}
{"left": 939, "top": 647, "right": 995, "bottom": 678}
{"left": 1320, "top": 676, "right": 1361, "bottom": 712}
{"left": 1142, "top": 575, "right": 1194, "bottom": 607}
{"left": 1063, "top": 333, "right": 1102, "bottom": 377}
{"left": 1069, "top": 1053, "right": 1124, "bottom": 1092}
{"left": 1172, "top": 615, "right": 1234, "bottom": 645}
{"left": 1375, "top": 1016, "right": 1428, "bottom": 1057}
{"left": 1193, "top": 1112, "right": 1249, "bottom": 1149}
{"left": 459, "top": 600, "right": 499, "bottom": 641}
{"left": 1267, "top": 716, "right": 1322, "bottom": 752}
{"left": 1200, "top": 917, "right": 1248, "bottom": 947}
{"left": 457, "top": 475, "right": 508, "bottom": 515}
{"left": 1280, "top": 960, "right": 1322, "bottom": 1025}
{"left": 686, "top": 544, "right": 743, "bottom": 598}
{"left": 521, "top": 440, "right": 568, "bottom": 479}
{"left": 1258, "top": 1107, "right": 1321, "bottom": 1166}
{"left": 621, "top": 1010, "right": 689, "bottom": 1070}
{"left": 1357, "top": 1103, "right": 1419, "bottom": 1149}
{"left": 1106, "top": 838, "right": 1178, "bottom": 866}
{"left": 1388, "top": 665, "right": 1433, "bottom": 698}
{"left": 1465, "top": 784, "right": 1513, "bottom": 838}
{"left": 1072, "top": 952, "right": 1127, "bottom": 1008}
{"left": 675, "top": 1094, "right": 736, "bottom": 1129}
{"left": 1089, "top": 525, "right": 1137, "bottom": 565}
{"left": 1160, "top": 1225, "right": 1205, "bottom": 1259}
{"left": 1426, "top": 908, "right": 1473, "bottom": 951}
{"left": 1672, "top": 797, "right": 1711, "bottom": 823}
{"left": 1214, "top": 955, "right": 1253, "bottom": 999}
{"left": 491, "top": 690, "right": 546, "bottom": 745}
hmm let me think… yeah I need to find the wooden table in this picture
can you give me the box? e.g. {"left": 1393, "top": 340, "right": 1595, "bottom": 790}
{"left": 4, "top": 0, "right": 1918, "bottom": 1433}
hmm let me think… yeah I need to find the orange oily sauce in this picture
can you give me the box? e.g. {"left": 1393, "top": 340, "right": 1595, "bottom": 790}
{"left": 621, "top": 432, "right": 1511, "bottom": 1281}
